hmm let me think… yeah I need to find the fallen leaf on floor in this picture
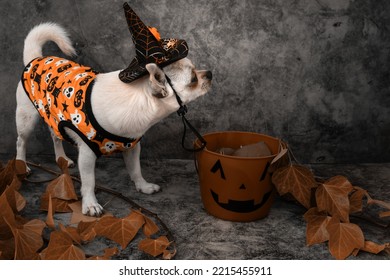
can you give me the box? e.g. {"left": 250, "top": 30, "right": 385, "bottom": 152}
{"left": 94, "top": 211, "right": 145, "bottom": 249}
{"left": 0, "top": 189, "right": 17, "bottom": 240}
{"left": 379, "top": 211, "right": 390, "bottom": 218}
{"left": 367, "top": 198, "right": 390, "bottom": 212}
{"left": 40, "top": 163, "right": 78, "bottom": 213}
{"left": 59, "top": 223, "right": 81, "bottom": 245}
{"left": 303, "top": 207, "right": 331, "bottom": 246}
{"left": 43, "top": 231, "right": 85, "bottom": 260}
{"left": 326, "top": 216, "right": 364, "bottom": 260}
{"left": 77, "top": 220, "right": 97, "bottom": 242}
{"left": 270, "top": 147, "right": 288, "bottom": 166}
{"left": 141, "top": 212, "right": 159, "bottom": 237}
{"left": 316, "top": 176, "right": 353, "bottom": 222}
{"left": 0, "top": 238, "right": 15, "bottom": 260}
{"left": 360, "top": 240, "right": 388, "bottom": 255}
{"left": 3, "top": 182, "right": 24, "bottom": 214}
{"left": 163, "top": 248, "right": 177, "bottom": 260}
{"left": 5, "top": 218, "right": 45, "bottom": 260}
{"left": 0, "top": 160, "right": 18, "bottom": 195}
{"left": 14, "top": 191, "right": 26, "bottom": 213}
{"left": 272, "top": 164, "right": 317, "bottom": 209}
{"left": 57, "top": 157, "right": 70, "bottom": 175}
{"left": 349, "top": 187, "right": 368, "bottom": 214}
{"left": 46, "top": 194, "right": 55, "bottom": 229}
{"left": 139, "top": 236, "right": 170, "bottom": 257}
{"left": 0, "top": 159, "right": 172, "bottom": 260}
{"left": 40, "top": 193, "right": 75, "bottom": 213}
{"left": 14, "top": 160, "right": 28, "bottom": 181}
{"left": 45, "top": 174, "right": 77, "bottom": 201}
{"left": 68, "top": 201, "right": 107, "bottom": 224}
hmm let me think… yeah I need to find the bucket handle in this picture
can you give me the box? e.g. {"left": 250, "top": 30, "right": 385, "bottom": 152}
{"left": 180, "top": 114, "right": 207, "bottom": 152}
{"left": 193, "top": 151, "right": 200, "bottom": 174}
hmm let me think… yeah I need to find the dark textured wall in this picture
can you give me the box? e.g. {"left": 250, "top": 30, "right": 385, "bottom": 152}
{"left": 1, "top": 0, "right": 389, "bottom": 163}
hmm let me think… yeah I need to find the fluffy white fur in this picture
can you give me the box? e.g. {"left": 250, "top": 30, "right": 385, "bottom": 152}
{"left": 16, "top": 23, "right": 212, "bottom": 216}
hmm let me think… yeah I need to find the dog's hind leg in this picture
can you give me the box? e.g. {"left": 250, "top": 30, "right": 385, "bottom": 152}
{"left": 123, "top": 142, "right": 161, "bottom": 194}
{"left": 15, "top": 82, "right": 39, "bottom": 168}
{"left": 49, "top": 128, "right": 75, "bottom": 168}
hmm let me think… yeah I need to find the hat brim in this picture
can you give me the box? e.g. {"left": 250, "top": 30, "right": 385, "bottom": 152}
{"left": 119, "top": 38, "right": 188, "bottom": 83}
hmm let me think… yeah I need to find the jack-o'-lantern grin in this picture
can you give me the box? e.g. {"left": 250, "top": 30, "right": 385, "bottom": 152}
{"left": 210, "top": 188, "right": 273, "bottom": 213}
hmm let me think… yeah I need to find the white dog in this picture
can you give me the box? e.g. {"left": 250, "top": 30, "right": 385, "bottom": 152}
{"left": 15, "top": 22, "right": 212, "bottom": 216}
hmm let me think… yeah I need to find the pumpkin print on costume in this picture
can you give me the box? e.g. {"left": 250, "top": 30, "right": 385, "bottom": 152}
{"left": 21, "top": 56, "right": 140, "bottom": 156}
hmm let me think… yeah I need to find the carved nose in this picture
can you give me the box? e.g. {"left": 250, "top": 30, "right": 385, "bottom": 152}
{"left": 205, "top": 71, "right": 212, "bottom": 80}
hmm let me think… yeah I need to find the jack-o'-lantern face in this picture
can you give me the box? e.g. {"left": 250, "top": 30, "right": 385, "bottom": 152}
{"left": 208, "top": 159, "right": 273, "bottom": 213}
{"left": 198, "top": 156, "right": 275, "bottom": 222}
{"left": 195, "top": 131, "right": 280, "bottom": 222}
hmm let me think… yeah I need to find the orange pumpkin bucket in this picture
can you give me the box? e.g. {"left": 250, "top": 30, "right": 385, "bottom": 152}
{"left": 194, "top": 131, "right": 281, "bottom": 222}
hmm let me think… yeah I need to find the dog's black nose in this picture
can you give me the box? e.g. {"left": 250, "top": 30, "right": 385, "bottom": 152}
{"left": 205, "top": 71, "right": 212, "bottom": 80}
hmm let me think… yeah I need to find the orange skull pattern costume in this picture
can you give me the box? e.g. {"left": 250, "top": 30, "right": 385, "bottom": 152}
{"left": 21, "top": 56, "right": 140, "bottom": 156}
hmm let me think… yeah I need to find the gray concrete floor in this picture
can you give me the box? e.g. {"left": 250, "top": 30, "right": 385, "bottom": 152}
{"left": 2, "top": 154, "right": 389, "bottom": 259}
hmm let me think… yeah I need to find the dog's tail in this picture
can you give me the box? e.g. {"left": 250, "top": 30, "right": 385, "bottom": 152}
{"left": 23, "top": 22, "right": 76, "bottom": 65}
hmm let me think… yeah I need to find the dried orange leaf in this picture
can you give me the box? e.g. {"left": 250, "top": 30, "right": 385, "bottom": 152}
{"left": 40, "top": 193, "right": 74, "bottom": 213}
{"left": 14, "top": 191, "right": 26, "bottom": 212}
{"left": 59, "top": 223, "right": 82, "bottom": 245}
{"left": 360, "top": 240, "right": 387, "bottom": 255}
{"left": 0, "top": 238, "right": 15, "bottom": 260}
{"left": 0, "top": 189, "right": 16, "bottom": 239}
{"left": 7, "top": 176, "right": 22, "bottom": 193}
{"left": 326, "top": 216, "right": 364, "bottom": 260}
{"left": 142, "top": 214, "right": 159, "bottom": 237}
{"left": 46, "top": 174, "right": 77, "bottom": 200}
{"left": 303, "top": 208, "right": 331, "bottom": 246}
{"left": 23, "top": 219, "right": 46, "bottom": 236}
{"left": 270, "top": 148, "right": 288, "bottom": 166}
{"left": 14, "top": 160, "right": 28, "bottom": 181}
{"left": 94, "top": 211, "right": 145, "bottom": 249}
{"left": 46, "top": 194, "right": 55, "bottom": 229}
{"left": 68, "top": 201, "right": 109, "bottom": 224}
{"left": 0, "top": 159, "right": 16, "bottom": 195}
{"left": 57, "top": 157, "right": 70, "bottom": 174}
{"left": 138, "top": 236, "right": 170, "bottom": 257}
{"left": 5, "top": 218, "right": 45, "bottom": 260}
{"left": 349, "top": 187, "right": 367, "bottom": 214}
{"left": 367, "top": 198, "right": 390, "bottom": 211}
{"left": 3, "top": 184, "right": 23, "bottom": 214}
{"left": 43, "top": 231, "right": 85, "bottom": 260}
{"left": 272, "top": 164, "right": 317, "bottom": 209}
{"left": 78, "top": 220, "right": 97, "bottom": 242}
{"left": 163, "top": 248, "right": 177, "bottom": 260}
{"left": 379, "top": 211, "right": 390, "bottom": 218}
{"left": 316, "top": 176, "right": 353, "bottom": 222}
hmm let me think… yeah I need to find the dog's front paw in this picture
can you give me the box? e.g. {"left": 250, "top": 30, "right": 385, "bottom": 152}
{"left": 82, "top": 197, "right": 103, "bottom": 216}
{"left": 136, "top": 182, "right": 161, "bottom": 194}
{"left": 66, "top": 158, "right": 75, "bottom": 168}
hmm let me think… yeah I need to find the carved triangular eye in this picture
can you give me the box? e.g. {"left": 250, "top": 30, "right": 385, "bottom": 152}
{"left": 210, "top": 159, "right": 226, "bottom": 180}
{"left": 260, "top": 161, "right": 270, "bottom": 181}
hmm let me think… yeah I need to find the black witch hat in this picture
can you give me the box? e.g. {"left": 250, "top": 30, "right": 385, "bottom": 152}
{"left": 119, "top": 2, "right": 189, "bottom": 83}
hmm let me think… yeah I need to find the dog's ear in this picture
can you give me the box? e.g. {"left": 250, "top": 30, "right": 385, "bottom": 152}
{"left": 145, "top": 63, "right": 169, "bottom": 98}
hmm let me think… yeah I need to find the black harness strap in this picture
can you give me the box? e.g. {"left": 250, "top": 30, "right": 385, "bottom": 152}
{"left": 165, "top": 74, "right": 207, "bottom": 152}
